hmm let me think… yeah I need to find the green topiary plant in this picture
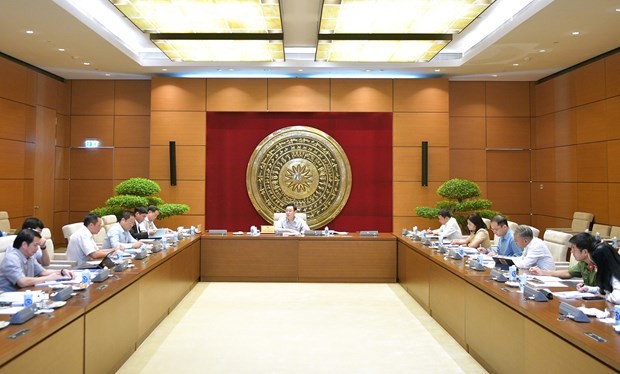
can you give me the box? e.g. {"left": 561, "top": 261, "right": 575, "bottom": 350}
{"left": 92, "top": 178, "right": 189, "bottom": 220}
{"left": 415, "top": 178, "right": 501, "bottom": 229}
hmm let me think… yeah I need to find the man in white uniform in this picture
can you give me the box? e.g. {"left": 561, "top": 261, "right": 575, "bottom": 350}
{"left": 275, "top": 204, "right": 309, "bottom": 235}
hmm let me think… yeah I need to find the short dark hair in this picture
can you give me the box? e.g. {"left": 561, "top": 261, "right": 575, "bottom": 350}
{"left": 13, "top": 228, "right": 41, "bottom": 249}
{"left": 84, "top": 213, "right": 100, "bottom": 226}
{"left": 285, "top": 204, "right": 297, "bottom": 211}
{"left": 147, "top": 205, "right": 159, "bottom": 213}
{"left": 120, "top": 211, "right": 133, "bottom": 221}
{"left": 491, "top": 215, "right": 508, "bottom": 227}
{"left": 569, "top": 232, "right": 595, "bottom": 251}
{"left": 21, "top": 217, "right": 45, "bottom": 230}
{"left": 438, "top": 209, "right": 451, "bottom": 218}
{"left": 134, "top": 206, "right": 147, "bottom": 215}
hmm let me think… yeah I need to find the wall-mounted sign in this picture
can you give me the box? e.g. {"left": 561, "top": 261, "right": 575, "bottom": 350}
{"left": 84, "top": 139, "right": 100, "bottom": 148}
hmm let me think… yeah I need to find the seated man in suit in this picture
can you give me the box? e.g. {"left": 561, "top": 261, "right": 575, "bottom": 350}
{"left": 103, "top": 211, "right": 143, "bottom": 250}
{"left": 139, "top": 205, "right": 159, "bottom": 232}
{"left": 130, "top": 206, "right": 155, "bottom": 240}
{"left": 530, "top": 232, "right": 597, "bottom": 287}
{"left": 0, "top": 229, "right": 73, "bottom": 292}
{"left": 20, "top": 217, "right": 50, "bottom": 266}
{"left": 427, "top": 209, "right": 462, "bottom": 240}
{"left": 275, "top": 203, "right": 309, "bottom": 235}
{"left": 480, "top": 215, "right": 523, "bottom": 257}
{"left": 67, "top": 213, "right": 116, "bottom": 266}
{"left": 511, "top": 225, "right": 555, "bottom": 270}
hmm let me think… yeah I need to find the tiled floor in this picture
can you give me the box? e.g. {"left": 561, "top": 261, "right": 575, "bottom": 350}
{"left": 119, "top": 283, "right": 486, "bottom": 373}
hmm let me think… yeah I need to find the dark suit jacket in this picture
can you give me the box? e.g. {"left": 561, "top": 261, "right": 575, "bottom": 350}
{"left": 130, "top": 222, "right": 149, "bottom": 240}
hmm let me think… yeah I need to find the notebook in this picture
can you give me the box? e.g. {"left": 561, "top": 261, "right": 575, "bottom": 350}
{"left": 148, "top": 228, "right": 167, "bottom": 239}
{"left": 76, "top": 251, "right": 116, "bottom": 269}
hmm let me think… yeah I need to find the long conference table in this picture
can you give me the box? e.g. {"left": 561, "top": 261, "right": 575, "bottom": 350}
{"left": 1, "top": 233, "right": 619, "bottom": 373}
{"left": 0, "top": 236, "right": 200, "bottom": 373}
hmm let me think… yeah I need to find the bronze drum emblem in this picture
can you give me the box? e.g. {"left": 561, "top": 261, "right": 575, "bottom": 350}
{"left": 246, "top": 126, "right": 352, "bottom": 228}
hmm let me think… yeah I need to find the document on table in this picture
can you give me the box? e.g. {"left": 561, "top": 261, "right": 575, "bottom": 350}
{"left": 527, "top": 275, "right": 568, "bottom": 288}
{"left": 552, "top": 290, "right": 597, "bottom": 299}
{"left": 0, "top": 290, "right": 44, "bottom": 305}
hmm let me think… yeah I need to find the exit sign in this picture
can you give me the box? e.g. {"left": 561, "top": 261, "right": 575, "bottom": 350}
{"left": 84, "top": 139, "right": 100, "bottom": 148}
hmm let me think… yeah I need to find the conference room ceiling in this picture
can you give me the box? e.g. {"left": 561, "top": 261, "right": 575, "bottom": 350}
{"left": 0, "top": 0, "right": 619, "bottom": 81}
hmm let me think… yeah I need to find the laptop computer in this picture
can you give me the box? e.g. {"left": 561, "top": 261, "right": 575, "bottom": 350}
{"left": 492, "top": 256, "right": 516, "bottom": 270}
{"left": 76, "top": 251, "right": 117, "bottom": 269}
{"left": 148, "top": 228, "right": 167, "bottom": 239}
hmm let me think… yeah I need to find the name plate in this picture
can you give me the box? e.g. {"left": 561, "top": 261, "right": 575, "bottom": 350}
{"left": 208, "top": 229, "right": 227, "bottom": 235}
{"left": 360, "top": 230, "right": 379, "bottom": 237}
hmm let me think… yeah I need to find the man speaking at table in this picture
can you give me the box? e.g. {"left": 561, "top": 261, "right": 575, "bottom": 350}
{"left": 275, "top": 204, "right": 310, "bottom": 235}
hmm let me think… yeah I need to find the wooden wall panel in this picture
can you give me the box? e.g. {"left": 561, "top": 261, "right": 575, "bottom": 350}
{"left": 576, "top": 101, "right": 608, "bottom": 144}
{"left": 114, "top": 148, "right": 150, "bottom": 180}
{"left": 56, "top": 114, "right": 70, "bottom": 147}
{"left": 0, "top": 98, "right": 35, "bottom": 141}
{"left": 0, "top": 57, "right": 36, "bottom": 105}
{"left": 578, "top": 183, "right": 608, "bottom": 223}
{"left": 534, "top": 111, "right": 577, "bottom": 149}
{"left": 150, "top": 111, "right": 206, "bottom": 146}
{"left": 0, "top": 139, "right": 30, "bottom": 179}
{"left": 267, "top": 79, "right": 330, "bottom": 112}
{"left": 532, "top": 146, "right": 577, "bottom": 182}
{"left": 486, "top": 82, "right": 530, "bottom": 117}
{"left": 393, "top": 182, "right": 443, "bottom": 217}
{"left": 393, "top": 147, "right": 449, "bottom": 182}
{"left": 70, "top": 148, "right": 114, "bottom": 180}
{"left": 551, "top": 74, "right": 572, "bottom": 112}
{"left": 151, "top": 77, "right": 206, "bottom": 111}
{"left": 55, "top": 147, "right": 70, "bottom": 180}
{"left": 34, "top": 106, "right": 56, "bottom": 226}
{"left": 115, "top": 80, "right": 151, "bottom": 115}
{"left": 393, "top": 113, "right": 449, "bottom": 147}
{"left": 54, "top": 179, "right": 69, "bottom": 212}
{"left": 608, "top": 140, "right": 620, "bottom": 183}
{"left": 70, "top": 115, "right": 114, "bottom": 147}
{"left": 486, "top": 150, "right": 530, "bottom": 181}
{"left": 606, "top": 96, "right": 620, "bottom": 140}
{"left": 487, "top": 182, "right": 531, "bottom": 215}
{"left": 71, "top": 80, "right": 114, "bottom": 115}
{"left": 608, "top": 183, "right": 620, "bottom": 225}
{"left": 149, "top": 145, "right": 205, "bottom": 181}
{"left": 486, "top": 117, "right": 531, "bottom": 149}
{"left": 576, "top": 143, "right": 607, "bottom": 182}
{"left": 206, "top": 78, "right": 267, "bottom": 111}
{"left": 114, "top": 115, "right": 150, "bottom": 147}
{"left": 0, "top": 180, "right": 28, "bottom": 219}
{"left": 70, "top": 180, "right": 114, "bottom": 212}
{"left": 572, "top": 59, "right": 606, "bottom": 106}
{"left": 449, "top": 81, "right": 485, "bottom": 117}
{"left": 330, "top": 79, "right": 392, "bottom": 112}
{"left": 393, "top": 78, "right": 449, "bottom": 113}
{"left": 36, "top": 74, "right": 60, "bottom": 110}
{"left": 157, "top": 181, "right": 205, "bottom": 215}
{"left": 449, "top": 150, "right": 486, "bottom": 181}
{"left": 534, "top": 79, "right": 554, "bottom": 117}
{"left": 532, "top": 215, "right": 571, "bottom": 235}
{"left": 531, "top": 182, "right": 577, "bottom": 219}
{"left": 449, "top": 117, "right": 485, "bottom": 149}
{"left": 606, "top": 52, "right": 620, "bottom": 98}
{"left": 53, "top": 211, "right": 70, "bottom": 246}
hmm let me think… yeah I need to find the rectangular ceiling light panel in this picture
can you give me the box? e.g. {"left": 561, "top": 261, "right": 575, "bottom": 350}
{"left": 320, "top": 0, "right": 494, "bottom": 34}
{"left": 153, "top": 39, "right": 284, "bottom": 62}
{"left": 316, "top": 39, "right": 450, "bottom": 62}
{"left": 111, "top": 0, "right": 282, "bottom": 33}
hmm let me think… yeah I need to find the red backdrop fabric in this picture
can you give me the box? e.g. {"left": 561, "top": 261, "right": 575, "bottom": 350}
{"left": 206, "top": 112, "right": 392, "bottom": 232}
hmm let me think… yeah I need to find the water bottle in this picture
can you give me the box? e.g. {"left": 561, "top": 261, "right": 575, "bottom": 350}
{"left": 439, "top": 235, "right": 444, "bottom": 244}
{"left": 508, "top": 265, "right": 517, "bottom": 282}
{"left": 595, "top": 232, "right": 601, "bottom": 241}
{"left": 161, "top": 236, "right": 167, "bottom": 248}
{"left": 23, "top": 290, "right": 33, "bottom": 307}
{"left": 116, "top": 250, "right": 123, "bottom": 263}
{"left": 81, "top": 270, "right": 91, "bottom": 286}
{"left": 413, "top": 226, "right": 418, "bottom": 234}
{"left": 613, "top": 237, "right": 618, "bottom": 249}
{"left": 324, "top": 226, "right": 329, "bottom": 236}
{"left": 614, "top": 305, "right": 620, "bottom": 326}
{"left": 190, "top": 226, "right": 196, "bottom": 235}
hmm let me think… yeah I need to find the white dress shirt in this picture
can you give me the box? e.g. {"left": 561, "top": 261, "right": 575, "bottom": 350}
{"left": 66, "top": 225, "right": 98, "bottom": 265}
{"left": 433, "top": 217, "right": 463, "bottom": 240}
{"left": 103, "top": 222, "right": 137, "bottom": 249}
{"left": 512, "top": 237, "right": 555, "bottom": 270}
{"left": 139, "top": 217, "right": 157, "bottom": 232}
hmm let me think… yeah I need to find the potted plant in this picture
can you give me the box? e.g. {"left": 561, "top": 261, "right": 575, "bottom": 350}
{"left": 415, "top": 178, "right": 501, "bottom": 229}
{"left": 92, "top": 178, "right": 189, "bottom": 219}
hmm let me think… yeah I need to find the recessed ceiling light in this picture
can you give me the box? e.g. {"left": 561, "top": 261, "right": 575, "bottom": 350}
{"left": 162, "top": 68, "right": 167, "bottom": 71}
{"left": 298, "top": 69, "right": 303, "bottom": 72}
{"left": 539, "top": 49, "right": 546, "bottom": 53}
{"left": 512, "top": 63, "right": 519, "bottom": 66}
{"left": 228, "top": 68, "right": 234, "bottom": 71}
{"left": 491, "top": 74, "right": 498, "bottom": 77}
{"left": 434, "top": 69, "right": 441, "bottom": 72}
{"left": 83, "top": 62, "right": 91, "bottom": 65}
{"left": 105, "top": 73, "right": 111, "bottom": 77}
{"left": 572, "top": 31, "right": 580, "bottom": 35}
{"left": 26, "top": 30, "right": 34, "bottom": 34}
{"left": 58, "top": 48, "right": 65, "bottom": 52}
{"left": 615, "top": 8, "right": 620, "bottom": 12}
